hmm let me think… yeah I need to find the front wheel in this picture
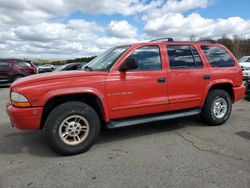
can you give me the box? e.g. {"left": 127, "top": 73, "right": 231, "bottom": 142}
{"left": 45, "top": 102, "right": 100, "bottom": 155}
{"left": 201, "top": 89, "right": 232, "bottom": 126}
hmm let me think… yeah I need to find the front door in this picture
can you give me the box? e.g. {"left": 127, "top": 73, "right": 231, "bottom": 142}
{"left": 106, "top": 45, "right": 169, "bottom": 119}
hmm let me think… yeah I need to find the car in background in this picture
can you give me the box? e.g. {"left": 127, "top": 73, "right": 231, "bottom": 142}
{"left": 53, "top": 62, "right": 83, "bottom": 72}
{"left": 0, "top": 59, "right": 37, "bottom": 83}
{"left": 239, "top": 56, "right": 250, "bottom": 79}
{"left": 37, "top": 64, "right": 55, "bottom": 73}
{"left": 244, "top": 76, "right": 250, "bottom": 97}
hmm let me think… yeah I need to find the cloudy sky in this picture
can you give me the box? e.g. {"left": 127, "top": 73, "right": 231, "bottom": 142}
{"left": 0, "top": 0, "right": 249, "bottom": 59}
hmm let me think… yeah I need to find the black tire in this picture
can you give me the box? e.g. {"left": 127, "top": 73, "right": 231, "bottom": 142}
{"left": 201, "top": 89, "right": 232, "bottom": 126}
{"left": 45, "top": 102, "right": 100, "bottom": 155}
{"left": 12, "top": 75, "right": 24, "bottom": 82}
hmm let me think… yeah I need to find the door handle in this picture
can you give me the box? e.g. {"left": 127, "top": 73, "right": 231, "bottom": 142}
{"left": 157, "top": 77, "right": 166, "bottom": 83}
{"left": 203, "top": 75, "right": 211, "bottom": 80}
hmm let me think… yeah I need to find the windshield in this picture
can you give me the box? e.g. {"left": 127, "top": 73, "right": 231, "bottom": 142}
{"left": 83, "top": 46, "right": 130, "bottom": 71}
{"left": 239, "top": 56, "right": 250, "bottom": 62}
{"left": 54, "top": 64, "right": 67, "bottom": 71}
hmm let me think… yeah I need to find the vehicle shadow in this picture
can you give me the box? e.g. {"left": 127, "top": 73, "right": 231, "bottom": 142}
{"left": 0, "top": 117, "right": 204, "bottom": 158}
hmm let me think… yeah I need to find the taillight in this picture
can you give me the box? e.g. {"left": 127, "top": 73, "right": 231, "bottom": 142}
{"left": 32, "top": 67, "right": 37, "bottom": 73}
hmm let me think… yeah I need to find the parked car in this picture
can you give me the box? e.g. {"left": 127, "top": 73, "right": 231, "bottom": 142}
{"left": 53, "top": 62, "right": 83, "bottom": 72}
{"left": 6, "top": 38, "right": 245, "bottom": 155}
{"left": 239, "top": 56, "right": 250, "bottom": 79}
{"left": 0, "top": 59, "right": 37, "bottom": 83}
{"left": 37, "top": 64, "right": 55, "bottom": 73}
{"left": 244, "top": 76, "right": 250, "bottom": 96}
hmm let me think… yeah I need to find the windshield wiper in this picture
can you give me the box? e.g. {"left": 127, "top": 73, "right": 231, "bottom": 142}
{"left": 84, "top": 65, "right": 93, "bottom": 71}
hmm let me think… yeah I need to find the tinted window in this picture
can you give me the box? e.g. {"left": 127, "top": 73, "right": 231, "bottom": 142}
{"left": 67, "top": 65, "right": 80, "bottom": 70}
{"left": 0, "top": 62, "right": 9, "bottom": 68}
{"left": 201, "top": 46, "right": 235, "bottom": 67}
{"left": 128, "top": 46, "right": 161, "bottom": 71}
{"left": 167, "top": 45, "right": 203, "bottom": 69}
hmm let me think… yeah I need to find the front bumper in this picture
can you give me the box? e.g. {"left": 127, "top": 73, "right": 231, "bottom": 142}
{"left": 233, "top": 85, "right": 246, "bottom": 102}
{"left": 6, "top": 102, "right": 43, "bottom": 130}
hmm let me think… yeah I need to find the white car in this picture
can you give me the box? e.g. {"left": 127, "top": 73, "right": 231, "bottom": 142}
{"left": 239, "top": 56, "right": 250, "bottom": 79}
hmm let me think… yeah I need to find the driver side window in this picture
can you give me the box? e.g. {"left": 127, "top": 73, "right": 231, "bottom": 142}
{"left": 128, "top": 46, "right": 161, "bottom": 71}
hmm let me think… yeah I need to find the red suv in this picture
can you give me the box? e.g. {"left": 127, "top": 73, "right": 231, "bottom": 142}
{"left": 0, "top": 59, "right": 37, "bottom": 83}
{"left": 6, "top": 39, "right": 246, "bottom": 155}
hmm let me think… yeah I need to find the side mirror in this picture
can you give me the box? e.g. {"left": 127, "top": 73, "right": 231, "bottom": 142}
{"left": 120, "top": 57, "right": 138, "bottom": 72}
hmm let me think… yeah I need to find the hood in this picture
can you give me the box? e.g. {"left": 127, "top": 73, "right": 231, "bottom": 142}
{"left": 12, "top": 71, "right": 108, "bottom": 87}
{"left": 239, "top": 62, "right": 250, "bottom": 67}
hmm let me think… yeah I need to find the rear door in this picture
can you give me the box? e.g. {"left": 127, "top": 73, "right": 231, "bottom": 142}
{"left": 0, "top": 61, "right": 12, "bottom": 82}
{"left": 166, "top": 44, "right": 210, "bottom": 111}
{"left": 106, "top": 45, "right": 169, "bottom": 119}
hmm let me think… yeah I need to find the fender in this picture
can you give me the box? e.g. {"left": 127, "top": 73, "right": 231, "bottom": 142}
{"left": 201, "top": 79, "right": 234, "bottom": 106}
{"left": 42, "top": 87, "right": 110, "bottom": 122}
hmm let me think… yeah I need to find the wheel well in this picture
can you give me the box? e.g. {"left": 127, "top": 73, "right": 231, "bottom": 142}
{"left": 40, "top": 94, "right": 105, "bottom": 129}
{"left": 11, "top": 74, "right": 25, "bottom": 82}
{"left": 208, "top": 83, "right": 233, "bottom": 100}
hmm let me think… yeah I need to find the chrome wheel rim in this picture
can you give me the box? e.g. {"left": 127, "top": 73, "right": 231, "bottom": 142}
{"left": 59, "top": 115, "right": 90, "bottom": 145}
{"left": 212, "top": 98, "right": 227, "bottom": 119}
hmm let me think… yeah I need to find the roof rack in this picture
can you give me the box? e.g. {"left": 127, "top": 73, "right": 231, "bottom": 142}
{"left": 150, "top": 38, "right": 174, "bottom": 42}
{"left": 198, "top": 39, "right": 216, "bottom": 43}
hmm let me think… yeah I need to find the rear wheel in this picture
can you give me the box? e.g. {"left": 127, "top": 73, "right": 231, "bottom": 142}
{"left": 201, "top": 89, "right": 232, "bottom": 126}
{"left": 45, "top": 101, "right": 100, "bottom": 155}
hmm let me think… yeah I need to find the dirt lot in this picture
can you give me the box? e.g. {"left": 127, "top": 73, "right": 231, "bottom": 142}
{"left": 0, "top": 86, "right": 250, "bottom": 188}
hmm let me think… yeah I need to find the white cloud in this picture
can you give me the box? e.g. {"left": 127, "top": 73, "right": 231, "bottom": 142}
{"left": 142, "top": 0, "right": 212, "bottom": 20}
{"left": 0, "top": 0, "right": 250, "bottom": 59}
{"left": 144, "top": 13, "right": 250, "bottom": 40}
{"left": 107, "top": 20, "right": 137, "bottom": 38}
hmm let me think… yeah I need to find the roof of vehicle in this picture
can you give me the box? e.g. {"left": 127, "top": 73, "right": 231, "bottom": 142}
{"left": 125, "top": 38, "right": 221, "bottom": 47}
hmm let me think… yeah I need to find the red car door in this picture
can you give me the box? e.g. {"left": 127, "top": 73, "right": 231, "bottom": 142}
{"left": 166, "top": 44, "right": 210, "bottom": 111}
{"left": 106, "top": 45, "right": 169, "bottom": 119}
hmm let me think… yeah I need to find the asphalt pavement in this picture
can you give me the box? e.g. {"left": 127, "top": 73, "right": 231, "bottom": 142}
{"left": 0, "top": 86, "right": 250, "bottom": 188}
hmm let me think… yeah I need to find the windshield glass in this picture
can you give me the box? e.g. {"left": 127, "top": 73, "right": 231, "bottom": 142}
{"left": 54, "top": 64, "right": 67, "bottom": 71}
{"left": 239, "top": 56, "right": 250, "bottom": 62}
{"left": 83, "top": 46, "right": 130, "bottom": 71}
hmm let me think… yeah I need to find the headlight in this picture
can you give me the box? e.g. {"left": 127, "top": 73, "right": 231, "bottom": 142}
{"left": 11, "top": 92, "right": 31, "bottom": 107}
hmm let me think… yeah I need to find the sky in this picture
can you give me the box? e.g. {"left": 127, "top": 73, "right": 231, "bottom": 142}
{"left": 0, "top": 0, "right": 250, "bottom": 59}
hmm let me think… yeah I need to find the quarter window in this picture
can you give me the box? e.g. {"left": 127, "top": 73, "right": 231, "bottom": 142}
{"left": 127, "top": 46, "right": 161, "bottom": 71}
{"left": 167, "top": 45, "right": 203, "bottom": 69}
{"left": 18, "top": 62, "right": 31, "bottom": 68}
{"left": 201, "top": 46, "right": 235, "bottom": 67}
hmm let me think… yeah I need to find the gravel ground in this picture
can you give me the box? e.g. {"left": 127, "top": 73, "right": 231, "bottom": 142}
{"left": 0, "top": 86, "right": 250, "bottom": 188}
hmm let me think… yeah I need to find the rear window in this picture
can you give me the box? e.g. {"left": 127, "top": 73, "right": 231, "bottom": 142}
{"left": 201, "top": 46, "right": 235, "bottom": 67}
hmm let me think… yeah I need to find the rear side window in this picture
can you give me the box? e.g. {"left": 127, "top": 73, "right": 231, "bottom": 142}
{"left": 128, "top": 46, "right": 161, "bottom": 71}
{"left": 201, "top": 46, "right": 235, "bottom": 67}
{"left": 18, "top": 62, "right": 32, "bottom": 68}
{"left": 167, "top": 45, "right": 203, "bottom": 69}
{"left": 0, "top": 62, "right": 10, "bottom": 68}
